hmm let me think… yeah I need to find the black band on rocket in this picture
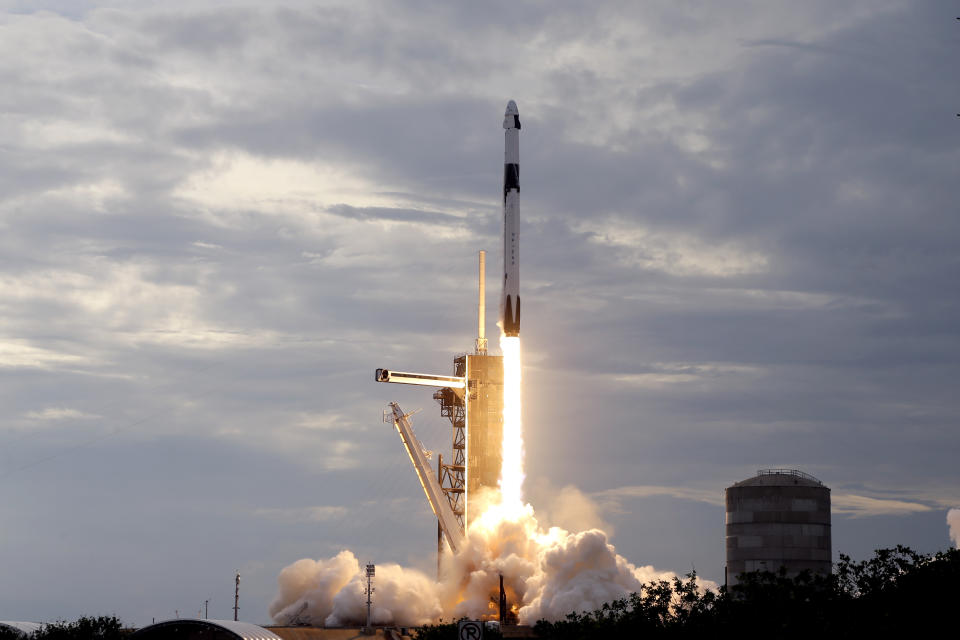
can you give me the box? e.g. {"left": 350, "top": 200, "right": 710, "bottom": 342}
{"left": 504, "top": 164, "right": 519, "bottom": 196}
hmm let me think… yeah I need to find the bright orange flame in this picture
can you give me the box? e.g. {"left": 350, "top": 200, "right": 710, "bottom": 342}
{"left": 498, "top": 334, "right": 525, "bottom": 517}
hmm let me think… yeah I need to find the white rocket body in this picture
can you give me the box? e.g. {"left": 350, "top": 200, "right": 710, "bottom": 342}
{"left": 500, "top": 100, "right": 521, "bottom": 337}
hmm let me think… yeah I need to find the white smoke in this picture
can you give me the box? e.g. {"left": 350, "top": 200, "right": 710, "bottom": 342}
{"left": 519, "top": 526, "right": 669, "bottom": 621}
{"left": 326, "top": 562, "right": 444, "bottom": 627}
{"left": 269, "top": 551, "right": 357, "bottom": 625}
{"left": 948, "top": 509, "right": 960, "bottom": 548}
{"left": 270, "top": 336, "right": 709, "bottom": 626}
{"left": 270, "top": 494, "right": 702, "bottom": 626}
{"left": 269, "top": 550, "right": 443, "bottom": 627}
{"left": 533, "top": 483, "right": 615, "bottom": 537}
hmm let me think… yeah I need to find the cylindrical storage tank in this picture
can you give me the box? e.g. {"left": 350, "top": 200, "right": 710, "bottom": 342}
{"left": 726, "top": 469, "right": 831, "bottom": 583}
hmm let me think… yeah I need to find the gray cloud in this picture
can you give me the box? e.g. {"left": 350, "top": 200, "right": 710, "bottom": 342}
{"left": 1, "top": 0, "right": 957, "bottom": 626}
{"left": 325, "top": 204, "right": 468, "bottom": 227}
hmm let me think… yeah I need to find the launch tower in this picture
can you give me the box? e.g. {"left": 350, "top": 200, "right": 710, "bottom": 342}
{"left": 376, "top": 251, "right": 504, "bottom": 549}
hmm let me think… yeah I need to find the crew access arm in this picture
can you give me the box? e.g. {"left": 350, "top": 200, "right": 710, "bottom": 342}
{"left": 386, "top": 402, "right": 465, "bottom": 553}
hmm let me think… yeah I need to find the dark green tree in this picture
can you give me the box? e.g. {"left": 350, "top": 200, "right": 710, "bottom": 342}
{"left": 30, "top": 616, "right": 123, "bottom": 640}
{"left": 0, "top": 627, "right": 27, "bottom": 640}
{"left": 530, "top": 546, "right": 960, "bottom": 639}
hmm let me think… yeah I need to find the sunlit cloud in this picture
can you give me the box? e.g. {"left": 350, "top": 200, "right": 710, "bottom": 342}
{"left": 832, "top": 494, "right": 934, "bottom": 518}
{"left": 577, "top": 220, "right": 768, "bottom": 277}
{"left": 253, "top": 505, "right": 351, "bottom": 522}
{"left": 593, "top": 484, "right": 725, "bottom": 510}
{"left": 23, "top": 407, "right": 100, "bottom": 421}
{"left": 610, "top": 362, "right": 766, "bottom": 389}
{"left": 0, "top": 340, "right": 94, "bottom": 371}
{"left": 172, "top": 151, "right": 400, "bottom": 222}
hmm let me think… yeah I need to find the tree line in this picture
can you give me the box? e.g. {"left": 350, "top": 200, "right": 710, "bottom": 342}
{"left": 4, "top": 546, "right": 957, "bottom": 639}
{"left": 419, "top": 545, "right": 960, "bottom": 639}
{"left": 0, "top": 617, "right": 123, "bottom": 640}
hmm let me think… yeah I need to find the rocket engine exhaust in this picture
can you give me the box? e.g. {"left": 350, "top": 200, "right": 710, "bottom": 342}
{"left": 498, "top": 334, "right": 524, "bottom": 515}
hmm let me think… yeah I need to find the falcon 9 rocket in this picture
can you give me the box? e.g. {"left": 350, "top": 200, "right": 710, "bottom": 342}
{"left": 500, "top": 100, "right": 521, "bottom": 337}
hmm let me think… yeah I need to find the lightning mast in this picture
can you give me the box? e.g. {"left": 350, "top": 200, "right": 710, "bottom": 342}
{"left": 477, "top": 250, "right": 488, "bottom": 355}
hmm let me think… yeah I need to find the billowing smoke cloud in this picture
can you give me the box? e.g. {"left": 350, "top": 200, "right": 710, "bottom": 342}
{"left": 270, "top": 494, "right": 699, "bottom": 626}
{"left": 269, "top": 550, "right": 443, "bottom": 627}
{"left": 534, "top": 483, "right": 615, "bottom": 537}
{"left": 449, "top": 503, "right": 675, "bottom": 622}
{"left": 270, "top": 339, "right": 705, "bottom": 626}
{"left": 948, "top": 509, "right": 960, "bottom": 548}
{"left": 269, "top": 551, "right": 357, "bottom": 625}
{"left": 327, "top": 561, "right": 444, "bottom": 627}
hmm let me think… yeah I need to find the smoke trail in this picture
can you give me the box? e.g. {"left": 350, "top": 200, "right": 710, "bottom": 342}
{"left": 948, "top": 509, "right": 960, "bottom": 548}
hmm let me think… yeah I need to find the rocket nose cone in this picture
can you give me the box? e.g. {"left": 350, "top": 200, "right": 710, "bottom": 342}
{"left": 505, "top": 100, "right": 519, "bottom": 116}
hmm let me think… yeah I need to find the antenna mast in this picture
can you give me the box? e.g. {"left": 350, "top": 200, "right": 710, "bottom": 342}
{"left": 364, "top": 563, "right": 376, "bottom": 634}
{"left": 233, "top": 571, "right": 240, "bottom": 621}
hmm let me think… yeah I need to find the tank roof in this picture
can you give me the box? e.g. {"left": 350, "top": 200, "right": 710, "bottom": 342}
{"left": 733, "top": 469, "right": 826, "bottom": 488}
{"left": 131, "top": 619, "right": 282, "bottom": 640}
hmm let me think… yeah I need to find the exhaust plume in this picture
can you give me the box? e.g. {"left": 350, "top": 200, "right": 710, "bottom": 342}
{"left": 499, "top": 335, "right": 524, "bottom": 515}
{"left": 534, "top": 483, "right": 615, "bottom": 537}
{"left": 269, "top": 550, "right": 443, "bottom": 627}
{"left": 270, "top": 336, "right": 712, "bottom": 626}
{"left": 269, "top": 551, "right": 357, "bottom": 624}
{"left": 270, "top": 496, "right": 696, "bottom": 626}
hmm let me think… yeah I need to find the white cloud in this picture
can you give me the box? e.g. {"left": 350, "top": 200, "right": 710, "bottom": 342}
{"left": 578, "top": 220, "right": 768, "bottom": 277}
{"left": 0, "top": 262, "right": 286, "bottom": 352}
{"left": 611, "top": 362, "right": 766, "bottom": 389}
{"left": 831, "top": 494, "right": 933, "bottom": 518}
{"left": 0, "top": 340, "right": 95, "bottom": 371}
{"left": 23, "top": 408, "right": 100, "bottom": 421}
{"left": 13, "top": 117, "right": 137, "bottom": 149}
{"left": 173, "top": 151, "right": 390, "bottom": 221}
{"left": 593, "top": 484, "right": 725, "bottom": 510}
{"left": 253, "top": 505, "right": 350, "bottom": 522}
{"left": 294, "top": 413, "right": 349, "bottom": 431}
{"left": 594, "top": 485, "right": 939, "bottom": 519}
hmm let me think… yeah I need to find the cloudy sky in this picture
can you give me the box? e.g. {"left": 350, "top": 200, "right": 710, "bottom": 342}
{"left": 1, "top": 0, "right": 958, "bottom": 627}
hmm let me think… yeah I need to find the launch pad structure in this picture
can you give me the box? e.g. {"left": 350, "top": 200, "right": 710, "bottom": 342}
{"left": 434, "top": 350, "right": 504, "bottom": 526}
{"left": 376, "top": 250, "right": 504, "bottom": 557}
{"left": 376, "top": 100, "right": 521, "bottom": 568}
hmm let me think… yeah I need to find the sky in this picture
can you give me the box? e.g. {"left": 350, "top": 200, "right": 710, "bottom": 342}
{"left": 1, "top": 0, "right": 958, "bottom": 627}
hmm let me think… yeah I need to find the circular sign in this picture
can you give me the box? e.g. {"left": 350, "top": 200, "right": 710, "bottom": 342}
{"left": 458, "top": 620, "right": 483, "bottom": 640}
